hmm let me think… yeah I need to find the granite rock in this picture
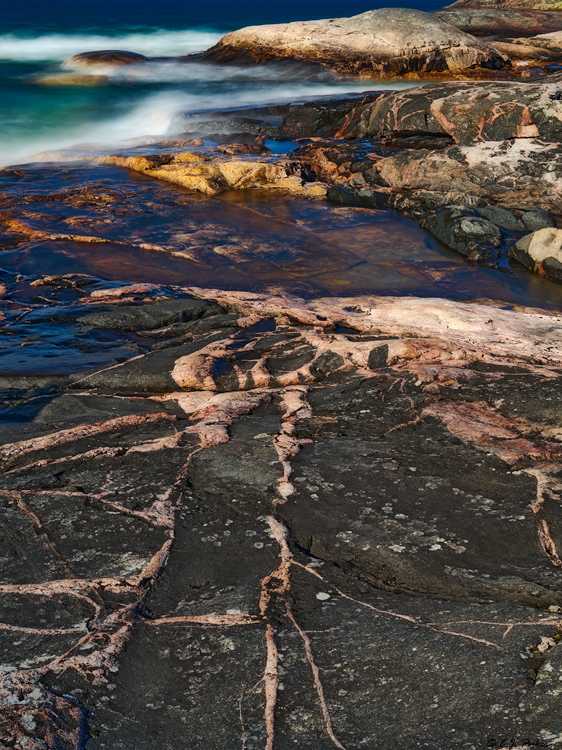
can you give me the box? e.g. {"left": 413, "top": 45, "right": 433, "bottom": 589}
{"left": 510, "top": 226, "right": 562, "bottom": 281}
{"left": 62, "top": 50, "right": 149, "bottom": 70}
{"left": 1, "top": 282, "right": 562, "bottom": 747}
{"left": 341, "top": 81, "right": 562, "bottom": 143}
{"left": 202, "top": 8, "right": 508, "bottom": 78}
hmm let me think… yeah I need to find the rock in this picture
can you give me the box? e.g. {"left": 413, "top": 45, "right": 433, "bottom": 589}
{"left": 298, "top": 136, "right": 562, "bottom": 216}
{"left": 372, "top": 139, "right": 562, "bottom": 215}
{"left": 170, "top": 93, "right": 388, "bottom": 141}
{"left": 508, "top": 28, "right": 562, "bottom": 49}
{"left": 521, "top": 206, "right": 558, "bottom": 230}
{"left": 299, "top": 138, "right": 558, "bottom": 264}
{"left": 475, "top": 203, "right": 526, "bottom": 230}
{"left": 32, "top": 147, "right": 327, "bottom": 198}
{"left": 444, "top": 0, "right": 562, "bottom": 10}
{"left": 62, "top": 50, "right": 148, "bottom": 70}
{"left": 509, "top": 227, "right": 562, "bottom": 281}
{"left": 77, "top": 297, "right": 219, "bottom": 332}
{"left": 488, "top": 38, "right": 562, "bottom": 61}
{"left": 435, "top": 8, "right": 562, "bottom": 36}
{"left": 202, "top": 8, "right": 508, "bottom": 78}
{"left": 2, "top": 283, "right": 562, "bottom": 746}
{"left": 327, "top": 184, "right": 390, "bottom": 209}
{"left": 34, "top": 73, "right": 109, "bottom": 86}
{"left": 342, "top": 81, "right": 562, "bottom": 142}
{"left": 420, "top": 205, "right": 504, "bottom": 264}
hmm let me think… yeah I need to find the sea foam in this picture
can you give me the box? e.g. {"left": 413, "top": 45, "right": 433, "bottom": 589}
{"left": 0, "top": 28, "right": 223, "bottom": 61}
{"left": 0, "top": 79, "right": 416, "bottom": 167}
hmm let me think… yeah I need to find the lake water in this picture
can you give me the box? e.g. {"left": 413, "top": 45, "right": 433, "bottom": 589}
{"left": 0, "top": 0, "right": 439, "bottom": 166}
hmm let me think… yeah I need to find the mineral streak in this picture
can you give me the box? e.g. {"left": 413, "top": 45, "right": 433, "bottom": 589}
{"left": 0, "top": 277, "right": 561, "bottom": 748}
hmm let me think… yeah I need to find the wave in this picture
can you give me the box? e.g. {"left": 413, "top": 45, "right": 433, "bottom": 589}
{"left": 0, "top": 28, "right": 224, "bottom": 62}
{"left": 57, "top": 60, "right": 336, "bottom": 82}
{"left": 0, "top": 80, "right": 417, "bottom": 167}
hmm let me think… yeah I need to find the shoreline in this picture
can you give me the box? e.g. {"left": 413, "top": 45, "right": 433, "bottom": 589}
{"left": 1, "top": 5, "right": 562, "bottom": 748}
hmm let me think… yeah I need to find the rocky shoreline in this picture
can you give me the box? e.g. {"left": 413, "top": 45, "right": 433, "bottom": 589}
{"left": 2, "top": 4, "right": 562, "bottom": 749}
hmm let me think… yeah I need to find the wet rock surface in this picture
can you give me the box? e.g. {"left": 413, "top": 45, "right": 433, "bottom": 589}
{"left": 7, "top": 157, "right": 562, "bottom": 308}
{"left": 4, "top": 61, "right": 562, "bottom": 746}
{"left": 1, "top": 279, "right": 562, "bottom": 748}
{"left": 295, "top": 136, "right": 561, "bottom": 266}
{"left": 62, "top": 51, "right": 149, "bottom": 71}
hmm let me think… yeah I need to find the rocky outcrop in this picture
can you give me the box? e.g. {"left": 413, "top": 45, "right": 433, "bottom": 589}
{"left": 95, "top": 151, "right": 326, "bottom": 197}
{"left": 435, "top": 8, "right": 562, "bottom": 35}
{"left": 373, "top": 139, "right": 562, "bottom": 214}
{"left": 202, "top": 8, "right": 509, "bottom": 78}
{"left": 510, "top": 227, "right": 562, "bottom": 280}
{"left": 340, "top": 81, "right": 562, "bottom": 143}
{"left": 298, "top": 137, "right": 562, "bottom": 213}
{"left": 170, "top": 93, "right": 384, "bottom": 141}
{"left": 62, "top": 50, "right": 148, "bottom": 70}
{"left": 444, "top": 0, "right": 562, "bottom": 10}
{"left": 506, "top": 27, "right": 562, "bottom": 48}
{"left": 31, "top": 147, "right": 327, "bottom": 198}
{"left": 1, "top": 275, "right": 562, "bottom": 748}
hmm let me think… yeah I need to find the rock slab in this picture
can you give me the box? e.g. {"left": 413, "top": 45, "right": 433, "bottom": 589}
{"left": 203, "top": 8, "right": 508, "bottom": 78}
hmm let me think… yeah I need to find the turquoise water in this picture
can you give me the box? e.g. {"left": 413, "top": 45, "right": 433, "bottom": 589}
{"left": 0, "top": 0, "right": 437, "bottom": 166}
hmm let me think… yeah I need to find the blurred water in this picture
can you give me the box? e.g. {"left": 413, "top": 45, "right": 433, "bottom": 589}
{"left": 0, "top": 1, "right": 438, "bottom": 166}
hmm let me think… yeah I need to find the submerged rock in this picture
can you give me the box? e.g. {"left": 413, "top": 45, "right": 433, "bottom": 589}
{"left": 34, "top": 73, "right": 109, "bottom": 86}
{"left": 30, "top": 147, "right": 328, "bottom": 198}
{"left": 202, "top": 8, "right": 509, "bottom": 78}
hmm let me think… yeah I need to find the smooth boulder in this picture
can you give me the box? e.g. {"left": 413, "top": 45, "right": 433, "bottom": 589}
{"left": 202, "top": 8, "right": 508, "bottom": 78}
{"left": 62, "top": 50, "right": 148, "bottom": 70}
{"left": 509, "top": 227, "right": 562, "bottom": 280}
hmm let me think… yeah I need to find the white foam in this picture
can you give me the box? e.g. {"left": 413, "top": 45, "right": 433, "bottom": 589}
{"left": 0, "top": 79, "right": 418, "bottom": 167}
{"left": 0, "top": 28, "right": 223, "bottom": 61}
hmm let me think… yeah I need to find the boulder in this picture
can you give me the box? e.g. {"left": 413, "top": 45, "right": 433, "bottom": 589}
{"left": 202, "top": 8, "right": 509, "bottom": 78}
{"left": 487, "top": 38, "right": 562, "bottom": 61}
{"left": 508, "top": 28, "right": 562, "bottom": 48}
{"left": 509, "top": 227, "right": 562, "bottom": 280}
{"left": 341, "top": 80, "right": 562, "bottom": 142}
{"left": 62, "top": 50, "right": 148, "bottom": 70}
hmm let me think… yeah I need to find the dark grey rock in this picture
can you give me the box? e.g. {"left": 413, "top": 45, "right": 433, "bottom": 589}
{"left": 78, "top": 298, "right": 218, "bottom": 332}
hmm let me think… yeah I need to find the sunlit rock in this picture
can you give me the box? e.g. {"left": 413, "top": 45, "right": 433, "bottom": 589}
{"left": 202, "top": 8, "right": 508, "bottom": 78}
{"left": 510, "top": 227, "right": 562, "bottom": 281}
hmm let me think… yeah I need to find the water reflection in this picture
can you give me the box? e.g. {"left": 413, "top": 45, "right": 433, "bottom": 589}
{"left": 2, "top": 165, "right": 562, "bottom": 311}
